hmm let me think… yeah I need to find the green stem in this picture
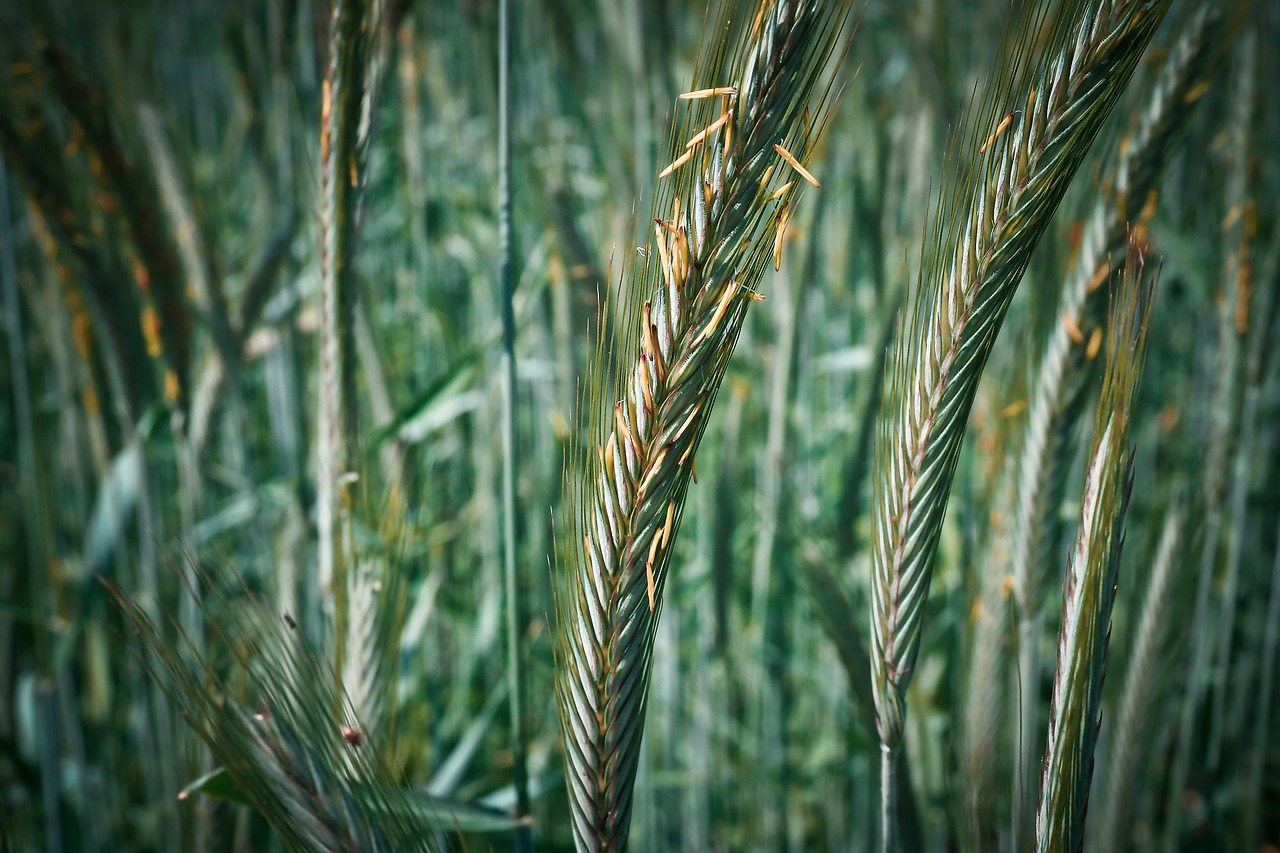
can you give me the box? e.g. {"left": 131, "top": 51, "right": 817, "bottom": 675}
{"left": 880, "top": 744, "right": 897, "bottom": 853}
{"left": 499, "top": 0, "right": 531, "bottom": 840}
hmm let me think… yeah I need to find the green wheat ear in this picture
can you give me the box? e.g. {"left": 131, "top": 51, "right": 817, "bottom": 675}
{"left": 106, "top": 555, "right": 441, "bottom": 853}
{"left": 552, "top": 1, "right": 853, "bottom": 849}
{"left": 865, "top": 0, "right": 1170, "bottom": 846}
{"left": 1036, "top": 234, "right": 1158, "bottom": 853}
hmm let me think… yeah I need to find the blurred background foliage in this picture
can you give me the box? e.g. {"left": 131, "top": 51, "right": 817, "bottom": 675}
{"left": 0, "top": 0, "right": 1276, "bottom": 850}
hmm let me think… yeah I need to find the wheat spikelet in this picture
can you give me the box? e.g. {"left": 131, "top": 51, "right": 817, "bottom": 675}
{"left": 870, "top": 0, "right": 1171, "bottom": 756}
{"left": 1035, "top": 235, "right": 1156, "bottom": 852}
{"left": 342, "top": 553, "right": 403, "bottom": 741}
{"left": 553, "top": 2, "right": 852, "bottom": 848}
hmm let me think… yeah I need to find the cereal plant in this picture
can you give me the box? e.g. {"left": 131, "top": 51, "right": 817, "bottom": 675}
{"left": 0, "top": 0, "right": 1276, "bottom": 850}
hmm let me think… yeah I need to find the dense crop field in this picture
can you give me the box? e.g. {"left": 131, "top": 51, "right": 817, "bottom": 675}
{"left": 1, "top": 0, "right": 1277, "bottom": 850}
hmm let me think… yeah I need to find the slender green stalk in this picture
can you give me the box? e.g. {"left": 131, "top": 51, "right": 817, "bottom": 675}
{"left": 1243, "top": 505, "right": 1280, "bottom": 852}
{"left": 553, "top": 3, "right": 852, "bottom": 847}
{"left": 867, "top": 3, "right": 1169, "bottom": 848}
{"left": 0, "top": 160, "right": 51, "bottom": 670}
{"left": 1163, "top": 31, "right": 1254, "bottom": 846}
{"left": 1005, "top": 11, "right": 1224, "bottom": 824}
{"left": 1205, "top": 29, "right": 1256, "bottom": 775}
{"left": 880, "top": 744, "right": 896, "bottom": 853}
{"left": 1096, "top": 500, "right": 1183, "bottom": 852}
{"left": 318, "top": 0, "right": 370, "bottom": 647}
{"left": 498, "top": 0, "right": 532, "bottom": 839}
{"left": 1035, "top": 237, "right": 1156, "bottom": 853}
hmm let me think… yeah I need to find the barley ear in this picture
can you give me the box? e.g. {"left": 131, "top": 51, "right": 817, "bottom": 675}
{"left": 1035, "top": 235, "right": 1157, "bottom": 853}
{"left": 105, "top": 557, "right": 443, "bottom": 852}
{"left": 866, "top": 1, "right": 1169, "bottom": 846}
{"left": 868, "top": 0, "right": 1170, "bottom": 750}
{"left": 552, "top": 2, "right": 853, "bottom": 849}
{"left": 1005, "top": 5, "right": 1225, "bottom": 828}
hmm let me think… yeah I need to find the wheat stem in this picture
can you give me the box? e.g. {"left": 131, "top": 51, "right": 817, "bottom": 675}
{"left": 1243, "top": 510, "right": 1280, "bottom": 851}
{"left": 498, "top": 0, "right": 532, "bottom": 839}
{"left": 1205, "top": 28, "right": 1257, "bottom": 775}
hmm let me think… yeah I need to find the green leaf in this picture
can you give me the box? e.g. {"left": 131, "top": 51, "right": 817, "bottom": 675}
{"left": 176, "top": 768, "right": 533, "bottom": 835}
{"left": 361, "top": 785, "right": 533, "bottom": 834}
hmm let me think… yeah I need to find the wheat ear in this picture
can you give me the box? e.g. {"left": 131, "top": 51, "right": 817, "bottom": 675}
{"left": 107, "top": 558, "right": 441, "bottom": 852}
{"left": 1035, "top": 236, "right": 1156, "bottom": 853}
{"left": 553, "top": 2, "right": 852, "bottom": 849}
{"left": 868, "top": 0, "right": 1170, "bottom": 821}
{"left": 1005, "top": 10, "right": 1222, "bottom": 815}
{"left": 38, "top": 38, "right": 195, "bottom": 407}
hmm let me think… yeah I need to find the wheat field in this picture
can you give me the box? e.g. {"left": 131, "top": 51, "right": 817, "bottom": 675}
{"left": 0, "top": 0, "right": 1277, "bottom": 850}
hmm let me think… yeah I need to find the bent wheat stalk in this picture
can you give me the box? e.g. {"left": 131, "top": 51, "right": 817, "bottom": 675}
{"left": 867, "top": 0, "right": 1169, "bottom": 846}
{"left": 553, "top": 2, "right": 852, "bottom": 849}
{"left": 1035, "top": 236, "right": 1157, "bottom": 853}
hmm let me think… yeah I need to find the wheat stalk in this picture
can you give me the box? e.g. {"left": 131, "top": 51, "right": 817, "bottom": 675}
{"left": 868, "top": 3, "right": 1169, "bottom": 844}
{"left": 553, "top": 2, "right": 851, "bottom": 848}
{"left": 1164, "top": 29, "right": 1256, "bottom": 843}
{"left": 1035, "top": 235, "right": 1156, "bottom": 853}
{"left": 1094, "top": 499, "right": 1183, "bottom": 852}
